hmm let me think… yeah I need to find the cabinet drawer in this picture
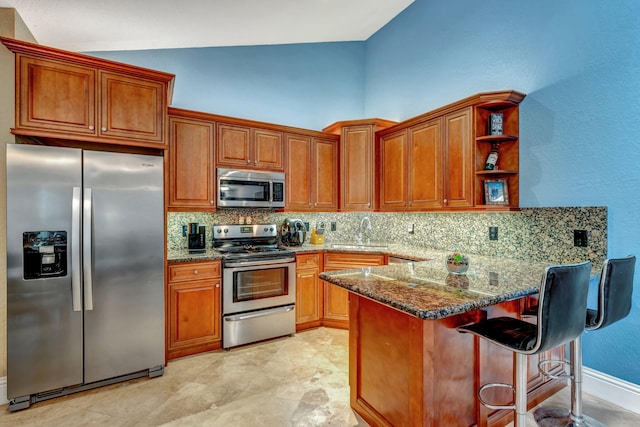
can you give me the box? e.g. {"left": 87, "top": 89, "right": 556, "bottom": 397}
{"left": 324, "top": 252, "right": 385, "bottom": 268}
{"left": 297, "top": 253, "right": 320, "bottom": 269}
{"left": 168, "top": 261, "right": 221, "bottom": 283}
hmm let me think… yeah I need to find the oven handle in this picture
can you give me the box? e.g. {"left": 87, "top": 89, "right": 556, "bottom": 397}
{"left": 224, "top": 257, "right": 296, "bottom": 268}
{"left": 225, "top": 305, "right": 294, "bottom": 322}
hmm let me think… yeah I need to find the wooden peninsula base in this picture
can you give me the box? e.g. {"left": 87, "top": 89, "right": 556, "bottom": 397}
{"left": 348, "top": 294, "right": 565, "bottom": 427}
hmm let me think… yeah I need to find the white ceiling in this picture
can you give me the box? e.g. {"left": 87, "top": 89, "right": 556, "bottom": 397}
{"left": 0, "top": 0, "right": 414, "bottom": 52}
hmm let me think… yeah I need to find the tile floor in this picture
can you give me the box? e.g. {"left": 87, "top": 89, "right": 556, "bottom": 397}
{"left": 0, "top": 327, "right": 638, "bottom": 426}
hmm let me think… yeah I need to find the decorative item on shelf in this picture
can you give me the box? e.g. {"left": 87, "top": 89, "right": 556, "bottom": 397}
{"left": 484, "top": 179, "right": 510, "bottom": 205}
{"left": 484, "top": 145, "right": 499, "bottom": 170}
{"left": 446, "top": 253, "right": 469, "bottom": 274}
{"left": 446, "top": 273, "right": 469, "bottom": 289}
{"left": 487, "top": 113, "right": 504, "bottom": 135}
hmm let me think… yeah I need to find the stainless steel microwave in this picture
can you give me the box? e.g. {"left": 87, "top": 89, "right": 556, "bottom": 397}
{"left": 217, "top": 168, "right": 285, "bottom": 208}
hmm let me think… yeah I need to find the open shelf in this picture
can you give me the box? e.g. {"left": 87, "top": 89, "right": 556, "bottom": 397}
{"left": 476, "top": 135, "right": 518, "bottom": 143}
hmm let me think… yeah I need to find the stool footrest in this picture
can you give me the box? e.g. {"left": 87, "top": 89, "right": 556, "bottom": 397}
{"left": 478, "top": 383, "right": 516, "bottom": 411}
{"left": 538, "top": 358, "right": 573, "bottom": 381}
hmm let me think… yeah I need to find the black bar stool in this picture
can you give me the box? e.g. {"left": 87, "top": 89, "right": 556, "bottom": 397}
{"left": 458, "top": 261, "right": 592, "bottom": 427}
{"left": 534, "top": 255, "right": 636, "bottom": 427}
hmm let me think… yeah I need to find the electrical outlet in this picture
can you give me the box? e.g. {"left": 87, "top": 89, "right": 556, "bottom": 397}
{"left": 574, "top": 229, "right": 588, "bottom": 247}
{"left": 408, "top": 223, "right": 415, "bottom": 234}
{"left": 489, "top": 226, "right": 498, "bottom": 241}
{"left": 331, "top": 222, "right": 337, "bottom": 231}
{"left": 182, "top": 225, "right": 187, "bottom": 236}
{"left": 303, "top": 222, "right": 310, "bottom": 232}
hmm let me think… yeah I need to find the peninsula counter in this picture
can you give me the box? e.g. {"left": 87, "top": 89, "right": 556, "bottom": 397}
{"left": 319, "top": 255, "right": 567, "bottom": 427}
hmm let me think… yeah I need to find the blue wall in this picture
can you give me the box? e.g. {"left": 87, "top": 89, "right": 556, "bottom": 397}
{"left": 90, "top": 42, "right": 366, "bottom": 130}
{"left": 91, "top": 0, "right": 640, "bottom": 385}
{"left": 365, "top": 0, "right": 640, "bottom": 384}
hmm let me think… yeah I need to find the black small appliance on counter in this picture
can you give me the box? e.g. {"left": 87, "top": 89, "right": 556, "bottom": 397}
{"left": 188, "top": 223, "right": 206, "bottom": 253}
{"left": 280, "top": 218, "right": 306, "bottom": 247}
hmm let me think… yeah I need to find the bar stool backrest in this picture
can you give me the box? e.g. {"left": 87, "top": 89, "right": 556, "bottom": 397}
{"left": 534, "top": 261, "right": 592, "bottom": 354}
{"left": 587, "top": 255, "right": 636, "bottom": 331}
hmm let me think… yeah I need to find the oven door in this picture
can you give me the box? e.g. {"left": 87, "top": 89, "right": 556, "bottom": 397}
{"left": 223, "top": 258, "right": 296, "bottom": 315}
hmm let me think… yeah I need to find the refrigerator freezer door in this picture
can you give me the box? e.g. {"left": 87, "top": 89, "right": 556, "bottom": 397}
{"left": 82, "top": 150, "right": 164, "bottom": 383}
{"left": 6, "top": 144, "right": 84, "bottom": 398}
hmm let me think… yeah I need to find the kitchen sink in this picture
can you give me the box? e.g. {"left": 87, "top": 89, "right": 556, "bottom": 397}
{"left": 329, "top": 243, "right": 388, "bottom": 250}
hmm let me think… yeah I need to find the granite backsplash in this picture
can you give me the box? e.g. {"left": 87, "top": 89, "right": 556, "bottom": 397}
{"left": 167, "top": 207, "right": 607, "bottom": 265}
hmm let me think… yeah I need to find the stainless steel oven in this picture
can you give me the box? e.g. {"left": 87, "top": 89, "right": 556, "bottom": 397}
{"left": 214, "top": 224, "right": 296, "bottom": 349}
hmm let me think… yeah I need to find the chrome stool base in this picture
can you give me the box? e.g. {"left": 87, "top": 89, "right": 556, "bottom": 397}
{"left": 534, "top": 406, "right": 605, "bottom": 427}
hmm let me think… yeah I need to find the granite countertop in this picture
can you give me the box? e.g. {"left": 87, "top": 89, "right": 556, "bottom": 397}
{"left": 319, "top": 253, "right": 553, "bottom": 320}
{"left": 167, "top": 242, "right": 431, "bottom": 263}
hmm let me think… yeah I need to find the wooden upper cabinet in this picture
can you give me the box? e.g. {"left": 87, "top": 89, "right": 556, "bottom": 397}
{"left": 285, "top": 133, "right": 338, "bottom": 211}
{"left": 216, "top": 123, "right": 283, "bottom": 171}
{"left": 341, "top": 126, "right": 372, "bottom": 210}
{"left": 443, "top": 108, "right": 473, "bottom": 208}
{"left": 216, "top": 124, "right": 251, "bottom": 167}
{"left": 285, "top": 134, "right": 313, "bottom": 210}
{"left": 2, "top": 37, "right": 174, "bottom": 149}
{"left": 312, "top": 138, "right": 338, "bottom": 211}
{"left": 99, "top": 72, "right": 165, "bottom": 143}
{"left": 254, "top": 128, "right": 284, "bottom": 170}
{"left": 168, "top": 113, "right": 215, "bottom": 210}
{"left": 17, "top": 56, "right": 97, "bottom": 136}
{"left": 408, "top": 118, "right": 442, "bottom": 209}
{"left": 379, "top": 130, "right": 408, "bottom": 210}
{"left": 376, "top": 91, "right": 524, "bottom": 211}
{"left": 323, "top": 119, "right": 396, "bottom": 212}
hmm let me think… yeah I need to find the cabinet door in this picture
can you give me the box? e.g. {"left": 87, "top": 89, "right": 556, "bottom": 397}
{"left": 17, "top": 55, "right": 97, "bottom": 135}
{"left": 168, "top": 116, "right": 215, "bottom": 209}
{"left": 323, "top": 284, "right": 350, "bottom": 322}
{"left": 409, "top": 118, "right": 442, "bottom": 209}
{"left": 100, "top": 72, "right": 165, "bottom": 143}
{"left": 312, "top": 138, "right": 338, "bottom": 211}
{"left": 443, "top": 108, "right": 474, "bottom": 208}
{"left": 296, "top": 268, "right": 322, "bottom": 325}
{"left": 168, "top": 280, "right": 221, "bottom": 351}
{"left": 253, "top": 129, "right": 284, "bottom": 171}
{"left": 216, "top": 123, "right": 251, "bottom": 168}
{"left": 379, "top": 130, "right": 408, "bottom": 210}
{"left": 285, "top": 134, "right": 313, "bottom": 210}
{"left": 341, "top": 126, "right": 374, "bottom": 211}
{"left": 322, "top": 253, "right": 386, "bottom": 326}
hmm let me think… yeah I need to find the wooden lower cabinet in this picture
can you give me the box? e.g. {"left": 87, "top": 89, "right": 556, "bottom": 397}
{"left": 321, "top": 252, "right": 386, "bottom": 329}
{"left": 349, "top": 295, "right": 564, "bottom": 427}
{"left": 295, "top": 253, "right": 323, "bottom": 331}
{"left": 167, "top": 260, "right": 222, "bottom": 360}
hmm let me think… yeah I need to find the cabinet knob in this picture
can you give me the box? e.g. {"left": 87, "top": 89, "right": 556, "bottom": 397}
{"left": 367, "top": 202, "right": 370, "bottom": 207}
{"left": 211, "top": 200, "right": 215, "bottom": 204}
{"left": 88, "top": 125, "right": 94, "bottom": 130}
{"left": 247, "top": 160, "right": 251, "bottom": 164}
{"left": 101, "top": 127, "right": 107, "bottom": 132}
{"left": 254, "top": 160, "right": 257, "bottom": 165}
{"left": 443, "top": 198, "right": 448, "bottom": 204}
{"left": 216, "top": 283, "right": 220, "bottom": 288}
{"left": 193, "top": 269, "right": 199, "bottom": 275}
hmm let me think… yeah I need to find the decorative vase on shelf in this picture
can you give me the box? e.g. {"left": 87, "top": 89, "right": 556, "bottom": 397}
{"left": 446, "top": 253, "right": 469, "bottom": 274}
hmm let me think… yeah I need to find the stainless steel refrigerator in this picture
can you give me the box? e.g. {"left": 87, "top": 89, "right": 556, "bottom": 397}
{"left": 6, "top": 144, "right": 165, "bottom": 411}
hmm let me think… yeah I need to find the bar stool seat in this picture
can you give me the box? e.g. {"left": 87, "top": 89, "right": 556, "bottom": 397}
{"left": 458, "top": 261, "right": 592, "bottom": 427}
{"left": 534, "top": 255, "right": 636, "bottom": 427}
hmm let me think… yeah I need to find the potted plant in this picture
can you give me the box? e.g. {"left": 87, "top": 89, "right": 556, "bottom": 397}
{"left": 446, "top": 252, "right": 469, "bottom": 274}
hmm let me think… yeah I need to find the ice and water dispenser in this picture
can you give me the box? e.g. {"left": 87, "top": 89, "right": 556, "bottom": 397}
{"left": 23, "top": 231, "right": 67, "bottom": 279}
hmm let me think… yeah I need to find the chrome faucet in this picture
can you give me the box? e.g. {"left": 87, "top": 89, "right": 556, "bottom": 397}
{"left": 356, "top": 216, "right": 372, "bottom": 244}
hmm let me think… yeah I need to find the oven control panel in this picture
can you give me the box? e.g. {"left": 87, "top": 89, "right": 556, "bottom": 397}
{"left": 213, "top": 224, "right": 277, "bottom": 240}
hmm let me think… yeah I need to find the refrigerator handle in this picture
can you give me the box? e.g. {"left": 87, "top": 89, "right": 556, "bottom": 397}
{"left": 83, "top": 187, "right": 94, "bottom": 311}
{"left": 72, "top": 187, "right": 82, "bottom": 312}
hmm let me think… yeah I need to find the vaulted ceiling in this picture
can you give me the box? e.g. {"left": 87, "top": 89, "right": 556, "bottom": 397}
{"left": 0, "top": 0, "right": 414, "bottom": 51}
